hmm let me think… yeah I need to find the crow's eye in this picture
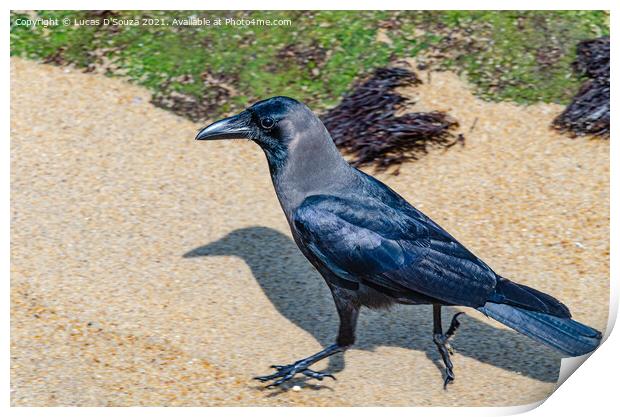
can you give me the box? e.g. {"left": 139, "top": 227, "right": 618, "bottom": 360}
{"left": 260, "top": 117, "right": 275, "bottom": 130}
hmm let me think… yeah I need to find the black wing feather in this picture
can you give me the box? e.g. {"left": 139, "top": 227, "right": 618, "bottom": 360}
{"left": 293, "top": 194, "right": 498, "bottom": 307}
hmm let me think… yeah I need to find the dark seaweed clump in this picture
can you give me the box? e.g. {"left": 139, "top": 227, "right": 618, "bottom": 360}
{"left": 552, "top": 36, "right": 609, "bottom": 137}
{"left": 321, "top": 65, "right": 461, "bottom": 172}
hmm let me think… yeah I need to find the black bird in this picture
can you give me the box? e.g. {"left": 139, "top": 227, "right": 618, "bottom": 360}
{"left": 195, "top": 96, "right": 602, "bottom": 388}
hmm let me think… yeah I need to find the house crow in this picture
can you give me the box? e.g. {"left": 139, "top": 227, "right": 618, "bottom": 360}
{"left": 195, "top": 96, "right": 602, "bottom": 388}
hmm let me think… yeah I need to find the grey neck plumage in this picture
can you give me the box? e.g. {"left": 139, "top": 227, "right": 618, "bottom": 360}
{"left": 265, "top": 120, "right": 357, "bottom": 220}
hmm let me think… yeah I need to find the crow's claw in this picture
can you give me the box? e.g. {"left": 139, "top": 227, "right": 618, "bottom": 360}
{"left": 255, "top": 362, "right": 334, "bottom": 388}
{"left": 446, "top": 312, "right": 465, "bottom": 339}
{"left": 302, "top": 368, "right": 336, "bottom": 381}
{"left": 443, "top": 367, "right": 455, "bottom": 389}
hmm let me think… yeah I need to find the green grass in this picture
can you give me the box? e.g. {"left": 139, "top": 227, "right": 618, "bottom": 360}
{"left": 427, "top": 11, "right": 610, "bottom": 103}
{"left": 10, "top": 10, "right": 609, "bottom": 120}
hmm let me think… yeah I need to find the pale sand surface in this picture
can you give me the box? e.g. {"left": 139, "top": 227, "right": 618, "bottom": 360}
{"left": 10, "top": 57, "right": 609, "bottom": 406}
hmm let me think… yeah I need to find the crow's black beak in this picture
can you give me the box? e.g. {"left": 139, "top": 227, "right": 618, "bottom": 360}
{"left": 195, "top": 110, "right": 253, "bottom": 141}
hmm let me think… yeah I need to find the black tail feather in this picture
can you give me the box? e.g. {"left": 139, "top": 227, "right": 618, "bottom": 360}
{"left": 489, "top": 277, "right": 571, "bottom": 318}
{"left": 478, "top": 302, "right": 601, "bottom": 357}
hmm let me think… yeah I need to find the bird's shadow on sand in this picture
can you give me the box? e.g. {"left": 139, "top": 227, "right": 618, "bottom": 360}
{"left": 183, "top": 226, "right": 561, "bottom": 384}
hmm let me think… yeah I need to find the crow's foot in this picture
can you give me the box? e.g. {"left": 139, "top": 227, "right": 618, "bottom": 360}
{"left": 433, "top": 311, "right": 465, "bottom": 389}
{"left": 433, "top": 333, "right": 455, "bottom": 388}
{"left": 254, "top": 362, "right": 336, "bottom": 388}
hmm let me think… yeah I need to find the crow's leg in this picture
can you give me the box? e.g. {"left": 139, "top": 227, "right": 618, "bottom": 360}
{"left": 255, "top": 291, "right": 359, "bottom": 388}
{"left": 433, "top": 305, "right": 465, "bottom": 389}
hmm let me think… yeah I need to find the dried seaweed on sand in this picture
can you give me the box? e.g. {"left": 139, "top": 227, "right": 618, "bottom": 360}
{"left": 321, "top": 65, "right": 461, "bottom": 173}
{"left": 552, "top": 36, "right": 609, "bottom": 137}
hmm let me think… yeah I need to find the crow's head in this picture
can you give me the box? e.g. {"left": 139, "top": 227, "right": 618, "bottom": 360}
{"left": 196, "top": 96, "right": 328, "bottom": 164}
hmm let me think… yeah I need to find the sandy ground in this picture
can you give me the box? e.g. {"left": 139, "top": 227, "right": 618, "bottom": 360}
{"left": 10, "top": 57, "right": 609, "bottom": 406}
